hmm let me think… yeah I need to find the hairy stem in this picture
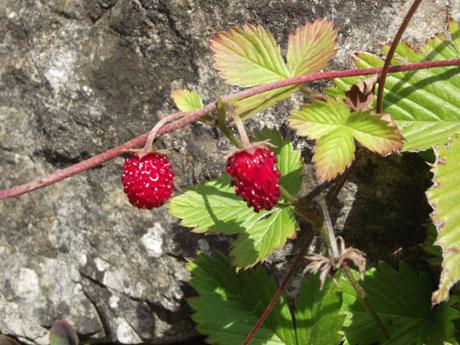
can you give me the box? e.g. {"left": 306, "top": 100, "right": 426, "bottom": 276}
{"left": 342, "top": 266, "right": 391, "bottom": 339}
{"left": 2, "top": 59, "right": 460, "bottom": 200}
{"left": 376, "top": 0, "right": 423, "bottom": 113}
{"left": 242, "top": 230, "right": 316, "bottom": 345}
{"left": 319, "top": 199, "right": 339, "bottom": 257}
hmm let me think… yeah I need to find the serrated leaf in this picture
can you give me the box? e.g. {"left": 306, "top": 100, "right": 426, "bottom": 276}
{"left": 341, "top": 263, "right": 460, "bottom": 345}
{"left": 49, "top": 320, "right": 79, "bottom": 345}
{"left": 295, "top": 275, "right": 344, "bottom": 345}
{"left": 231, "top": 86, "right": 300, "bottom": 121}
{"left": 171, "top": 89, "right": 203, "bottom": 112}
{"left": 169, "top": 131, "right": 301, "bottom": 267}
{"left": 333, "top": 20, "right": 460, "bottom": 151}
{"left": 211, "top": 24, "right": 290, "bottom": 87}
{"left": 421, "top": 223, "right": 443, "bottom": 266}
{"left": 427, "top": 136, "right": 460, "bottom": 304}
{"left": 188, "top": 252, "right": 296, "bottom": 345}
{"left": 287, "top": 18, "right": 337, "bottom": 76}
{"left": 289, "top": 98, "right": 402, "bottom": 181}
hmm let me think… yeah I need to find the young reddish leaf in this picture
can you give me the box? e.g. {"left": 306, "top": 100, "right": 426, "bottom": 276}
{"left": 345, "top": 76, "right": 377, "bottom": 112}
{"left": 171, "top": 89, "right": 203, "bottom": 112}
{"left": 286, "top": 18, "right": 337, "bottom": 76}
{"left": 289, "top": 98, "right": 402, "bottom": 181}
{"left": 426, "top": 136, "right": 460, "bottom": 304}
{"left": 210, "top": 24, "right": 290, "bottom": 87}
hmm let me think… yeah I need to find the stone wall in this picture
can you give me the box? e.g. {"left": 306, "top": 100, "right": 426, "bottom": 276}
{"left": 0, "top": 0, "right": 454, "bottom": 344}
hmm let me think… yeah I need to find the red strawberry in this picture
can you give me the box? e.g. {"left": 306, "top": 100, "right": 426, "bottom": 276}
{"left": 226, "top": 147, "right": 281, "bottom": 211}
{"left": 121, "top": 153, "right": 175, "bottom": 209}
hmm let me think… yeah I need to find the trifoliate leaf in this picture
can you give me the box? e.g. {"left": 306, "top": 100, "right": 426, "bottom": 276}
{"left": 188, "top": 252, "right": 296, "bottom": 345}
{"left": 427, "top": 136, "right": 460, "bottom": 304}
{"left": 212, "top": 21, "right": 337, "bottom": 121}
{"left": 169, "top": 131, "right": 302, "bottom": 267}
{"left": 49, "top": 320, "right": 79, "bottom": 345}
{"left": 333, "top": 20, "right": 460, "bottom": 151}
{"left": 171, "top": 89, "right": 203, "bottom": 112}
{"left": 289, "top": 98, "right": 402, "bottom": 181}
{"left": 341, "top": 262, "right": 460, "bottom": 345}
{"left": 286, "top": 18, "right": 337, "bottom": 76}
{"left": 211, "top": 24, "right": 290, "bottom": 87}
{"left": 295, "top": 275, "right": 344, "bottom": 345}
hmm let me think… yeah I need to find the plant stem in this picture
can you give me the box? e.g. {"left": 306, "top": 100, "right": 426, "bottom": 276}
{"left": 319, "top": 199, "right": 339, "bottom": 257}
{"left": 280, "top": 186, "right": 322, "bottom": 227}
{"left": 376, "top": 0, "right": 423, "bottom": 113}
{"left": 242, "top": 230, "right": 316, "bottom": 345}
{"left": 342, "top": 266, "right": 391, "bottom": 339}
{"left": 2, "top": 59, "right": 460, "bottom": 200}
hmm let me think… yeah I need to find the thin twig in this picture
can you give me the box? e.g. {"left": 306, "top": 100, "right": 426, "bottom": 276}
{"left": 2, "top": 59, "right": 460, "bottom": 200}
{"left": 319, "top": 199, "right": 339, "bottom": 257}
{"left": 376, "top": 0, "right": 424, "bottom": 113}
{"left": 242, "top": 230, "right": 316, "bottom": 345}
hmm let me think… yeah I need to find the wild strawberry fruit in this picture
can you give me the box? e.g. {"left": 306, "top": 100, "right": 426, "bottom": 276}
{"left": 121, "top": 153, "right": 175, "bottom": 209}
{"left": 226, "top": 147, "right": 281, "bottom": 212}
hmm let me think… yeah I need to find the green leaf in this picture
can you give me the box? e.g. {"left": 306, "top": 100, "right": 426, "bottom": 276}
{"left": 427, "top": 136, "right": 460, "bottom": 304}
{"left": 230, "top": 86, "right": 300, "bottom": 121}
{"left": 289, "top": 98, "right": 402, "bottom": 181}
{"left": 211, "top": 24, "right": 290, "bottom": 87}
{"left": 188, "top": 252, "right": 296, "bottom": 345}
{"left": 287, "top": 18, "right": 337, "bottom": 76}
{"left": 171, "top": 89, "right": 203, "bottom": 112}
{"left": 49, "top": 320, "right": 79, "bottom": 345}
{"left": 169, "top": 131, "right": 302, "bottom": 267}
{"left": 341, "top": 263, "right": 460, "bottom": 345}
{"left": 295, "top": 275, "right": 344, "bottom": 345}
{"left": 421, "top": 223, "right": 443, "bottom": 266}
{"left": 333, "top": 20, "right": 460, "bottom": 151}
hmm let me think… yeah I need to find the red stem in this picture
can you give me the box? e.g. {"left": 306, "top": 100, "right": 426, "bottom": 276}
{"left": 2, "top": 59, "right": 460, "bottom": 200}
{"left": 376, "top": 0, "right": 423, "bottom": 113}
{"left": 242, "top": 231, "right": 315, "bottom": 345}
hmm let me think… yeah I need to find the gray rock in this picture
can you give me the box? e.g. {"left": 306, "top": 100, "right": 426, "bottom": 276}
{"left": 0, "top": 0, "right": 450, "bottom": 344}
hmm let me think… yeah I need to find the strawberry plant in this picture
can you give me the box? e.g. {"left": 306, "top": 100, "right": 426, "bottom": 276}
{"left": 4, "top": 0, "right": 460, "bottom": 344}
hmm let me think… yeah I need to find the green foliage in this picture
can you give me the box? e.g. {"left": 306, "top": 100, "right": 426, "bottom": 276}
{"left": 286, "top": 19, "right": 337, "bottom": 76}
{"left": 171, "top": 89, "right": 203, "bottom": 112}
{"left": 294, "top": 273, "right": 344, "bottom": 345}
{"left": 421, "top": 223, "right": 443, "bottom": 267}
{"left": 211, "top": 20, "right": 337, "bottom": 120}
{"left": 169, "top": 130, "right": 302, "bottom": 267}
{"left": 188, "top": 252, "right": 344, "bottom": 345}
{"left": 289, "top": 97, "right": 402, "bottom": 181}
{"left": 427, "top": 136, "right": 460, "bottom": 304}
{"left": 341, "top": 262, "right": 460, "bottom": 345}
{"left": 49, "top": 320, "right": 79, "bottom": 345}
{"left": 332, "top": 20, "right": 460, "bottom": 152}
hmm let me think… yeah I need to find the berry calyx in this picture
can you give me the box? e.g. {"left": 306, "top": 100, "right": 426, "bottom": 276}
{"left": 226, "top": 147, "right": 281, "bottom": 212}
{"left": 121, "top": 153, "right": 175, "bottom": 209}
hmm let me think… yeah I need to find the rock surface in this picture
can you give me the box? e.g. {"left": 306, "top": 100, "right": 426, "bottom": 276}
{"left": 0, "top": 0, "right": 453, "bottom": 344}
